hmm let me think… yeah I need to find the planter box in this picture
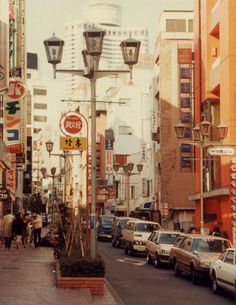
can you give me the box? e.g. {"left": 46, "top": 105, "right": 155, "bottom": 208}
{"left": 55, "top": 260, "right": 104, "bottom": 295}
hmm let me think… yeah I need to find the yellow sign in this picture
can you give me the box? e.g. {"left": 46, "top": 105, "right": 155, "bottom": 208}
{"left": 60, "top": 137, "right": 87, "bottom": 151}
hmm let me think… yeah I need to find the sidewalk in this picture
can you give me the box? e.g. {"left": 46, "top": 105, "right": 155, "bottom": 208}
{"left": 0, "top": 243, "right": 124, "bottom": 305}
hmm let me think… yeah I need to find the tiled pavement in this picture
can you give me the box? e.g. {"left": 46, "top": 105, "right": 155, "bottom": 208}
{"left": 0, "top": 242, "right": 124, "bottom": 305}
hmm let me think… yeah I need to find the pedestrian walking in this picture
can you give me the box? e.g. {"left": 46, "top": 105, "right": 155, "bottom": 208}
{"left": 12, "top": 213, "right": 24, "bottom": 249}
{"left": 2, "top": 209, "right": 15, "bottom": 249}
{"left": 32, "top": 212, "right": 43, "bottom": 248}
{"left": 22, "top": 213, "right": 30, "bottom": 247}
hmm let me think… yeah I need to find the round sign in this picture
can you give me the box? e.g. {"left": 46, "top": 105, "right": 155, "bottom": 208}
{"left": 64, "top": 115, "right": 83, "bottom": 134}
{"left": 7, "top": 80, "right": 26, "bottom": 100}
{"left": 60, "top": 111, "right": 84, "bottom": 136}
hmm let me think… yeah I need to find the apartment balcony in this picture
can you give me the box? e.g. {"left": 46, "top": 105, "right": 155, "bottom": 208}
{"left": 209, "top": 0, "right": 220, "bottom": 38}
{"left": 210, "top": 57, "right": 220, "bottom": 95}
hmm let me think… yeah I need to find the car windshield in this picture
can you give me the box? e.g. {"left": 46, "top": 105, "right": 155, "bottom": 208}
{"left": 135, "top": 223, "right": 158, "bottom": 232}
{"left": 192, "top": 238, "right": 230, "bottom": 253}
{"left": 101, "top": 217, "right": 113, "bottom": 225}
{"left": 159, "top": 233, "right": 179, "bottom": 244}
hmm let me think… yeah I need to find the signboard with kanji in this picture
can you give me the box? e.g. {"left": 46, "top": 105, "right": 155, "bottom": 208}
{"left": 60, "top": 136, "right": 87, "bottom": 151}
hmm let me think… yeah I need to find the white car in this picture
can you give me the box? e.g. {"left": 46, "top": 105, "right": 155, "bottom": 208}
{"left": 210, "top": 246, "right": 236, "bottom": 296}
{"left": 123, "top": 219, "right": 161, "bottom": 255}
{"left": 146, "top": 230, "right": 180, "bottom": 268}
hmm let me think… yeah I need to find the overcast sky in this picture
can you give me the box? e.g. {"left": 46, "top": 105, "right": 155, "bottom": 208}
{"left": 25, "top": 0, "right": 194, "bottom": 74}
{"left": 25, "top": 0, "right": 193, "bottom": 125}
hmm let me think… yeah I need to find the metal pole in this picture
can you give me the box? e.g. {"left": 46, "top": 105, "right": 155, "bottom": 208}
{"left": 200, "top": 144, "right": 204, "bottom": 234}
{"left": 90, "top": 77, "right": 97, "bottom": 258}
{"left": 64, "top": 153, "right": 67, "bottom": 204}
{"left": 52, "top": 174, "right": 55, "bottom": 223}
{"left": 126, "top": 173, "right": 130, "bottom": 217}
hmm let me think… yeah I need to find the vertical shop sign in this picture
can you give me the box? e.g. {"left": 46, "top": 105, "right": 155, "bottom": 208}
{"left": 0, "top": 0, "right": 9, "bottom": 91}
{"left": 4, "top": 80, "right": 26, "bottom": 152}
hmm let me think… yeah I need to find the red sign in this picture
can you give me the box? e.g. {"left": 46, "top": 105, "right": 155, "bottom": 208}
{"left": 60, "top": 111, "right": 85, "bottom": 136}
{"left": 6, "top": 80, "right": 26, "bottom": 100}
{"left": 64, "top": 115, "right": 83, "bottom": 134}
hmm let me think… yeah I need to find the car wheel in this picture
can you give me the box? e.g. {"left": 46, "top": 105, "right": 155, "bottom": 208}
{"left": 154, "top": 254, "right": 161, "bottom": 268}
{"left": 212, "top": 272, "right": 220, "bottom": 294}
{"left": 146, "top": 251, "right": 152, "bottom": 264}
{"left": 191, "top": 269, "right": 198, "bottom": 285}
{"left": 128, "top": 245, "right": 134, "bottom": 256}
{"left": 174, "top": 262, "right": 181, "bottom": 277}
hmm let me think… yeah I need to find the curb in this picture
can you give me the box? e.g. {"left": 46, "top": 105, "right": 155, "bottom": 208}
{"left": 105, "top": 278, "right": 126, "bottom": 305}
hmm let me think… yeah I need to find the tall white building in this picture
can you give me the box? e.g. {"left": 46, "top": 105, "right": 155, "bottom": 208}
{"left": 60, "top": 0, "right": 155, "bottom": 214}
{"left": 63, "top": 0, "right": 149, "bottom": 101}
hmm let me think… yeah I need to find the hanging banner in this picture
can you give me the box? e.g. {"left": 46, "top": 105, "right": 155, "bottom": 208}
{"left": 4, "top": 79, "right": 26, "bottom": 153}
{"left": 0, "top": 0, "right": 9, "bottom": 91}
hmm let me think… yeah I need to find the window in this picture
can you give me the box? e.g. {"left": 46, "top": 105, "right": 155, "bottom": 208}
{"left": 224, "top": 250, "right": 234, "bottom": 264}
{"left": 184, "top": 238, "right": 192, "bottom": 251}
{"left": 181, "top": 144, "right": 192, "bottom": 153}
{"left": 119, "top": 126, "right": 133, "bottom": 135}
{"left": 33, "top": 115, "right": 47, "bottom": 122}
{"left": 180, "top": 68, "right": 191, "bottom": 79}
{"left": 181, "top": 157, "right": 192, "bottom": 168}
{"left": 34, "top": 103, "right": 47, "bottom": 110}
{"left": 131, "top": 185, "right": 135, "bottom": 199}
{"left": 180, "top": 83, "right": 191, "bottom": 94}
{"left": 184, "top": 127, "right": 192, "bottom": 138}
{"left": 33, "top": 88, "right": 47, "bottom": 96}
{"left": 180, "top": 97, "right": 191, "bottom": 108}
{"left": 180, "top": 112, "right": 192, "bottom": 123}
{"left": 188, "top": 19, "right": 193, "bottom": 32}
{"left": 166, "top": 19, "right": 186, "bottom": 32}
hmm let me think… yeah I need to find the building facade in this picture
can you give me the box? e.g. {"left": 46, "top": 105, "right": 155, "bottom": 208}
{"left": 152, "top": 9, "right": 195, "bottom": 231}
{"left": 193, "top": 0, "right": 236, "bottom": 242}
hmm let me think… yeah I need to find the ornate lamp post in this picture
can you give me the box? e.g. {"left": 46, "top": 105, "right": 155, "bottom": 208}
{"left": 44, "top": 28, "right": 141, "bottom": 258}
{"left": 175, "top": 120, "right": 228, "bottom": 234}
{"left": 45, "top": 141, "right": 67, "bottom": 204}
{"left": 113, "top": 162, "right": 143, "bottom": 216}
{"left": 41, "top": 167, "right": 58, "bottom": 222}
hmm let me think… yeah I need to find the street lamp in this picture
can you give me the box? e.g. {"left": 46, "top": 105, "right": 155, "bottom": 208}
{"left": 41, "top": 167, "right": 58, "bottom": 222}
{"left": 45, "top": 141, "right": 68, "bottom": 204}
{"left": 113, "top": 162, "right": 143, "bottom": 216}
{"left": 175, "top": 120, "right": 228, "bottom": 234}
{"left": 44, "top": 28, "right": 141, "bottom": 258}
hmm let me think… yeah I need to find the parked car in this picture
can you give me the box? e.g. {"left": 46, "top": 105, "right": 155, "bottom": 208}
{"left": 170, "top": 234, "right": 232, "bottom": 284}
{"left": 123, "top": 219, "right": 161, "bottom": 256}
{"left": 210, "top": 246, "right": 236, "bottom": 296}
{"left": 111, "top": 217, "right": 137, "bottom": 248}
{"left": 96, "top": 215, "right": 115, "bottom": 241}
{"left": 146, "top": 230, "right": 180, "bottom": 268}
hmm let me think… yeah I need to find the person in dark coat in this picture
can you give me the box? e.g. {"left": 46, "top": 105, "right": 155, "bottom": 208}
{"left": 12, "top": 213, "right": 24, "bottom": 249}
{"left": 2, "top": 210, "right": 15, "bottom": 249}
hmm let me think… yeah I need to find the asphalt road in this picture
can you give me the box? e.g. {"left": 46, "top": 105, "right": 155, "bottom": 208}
{"left": 98, "top": 241, "right": 235, "bottom": 305}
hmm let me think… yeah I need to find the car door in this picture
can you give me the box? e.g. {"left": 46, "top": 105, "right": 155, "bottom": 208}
{"left": 217, "top": 249, "right": 236, "bottom": 292}
{"left": 179, "top": 237, "right": 193, "bottom": 274}
{"left": 149, "top": 232, "right": 159, "bottom": 258}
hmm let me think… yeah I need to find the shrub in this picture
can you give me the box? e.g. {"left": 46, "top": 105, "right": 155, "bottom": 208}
{"left": 60, "top": 251, "right": 105, "bottom": 277}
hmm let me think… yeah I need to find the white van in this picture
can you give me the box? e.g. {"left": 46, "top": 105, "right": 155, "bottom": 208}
{"left": 123, "top": 219, "right": 161, "bottom": 255}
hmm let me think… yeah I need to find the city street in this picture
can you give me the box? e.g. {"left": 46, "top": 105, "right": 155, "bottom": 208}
{"left": 98, "top": 241, "right": 235, "bottom": 305}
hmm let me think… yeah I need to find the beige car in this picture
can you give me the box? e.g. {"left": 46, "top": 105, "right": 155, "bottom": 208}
{"left": 123, "top": 219, "right": 161, "bottom": 256}
{"left": 170, "top": 234, "right": 232, "bottom": 284}
{"left": 146, "top": 230, "right": 180, "bottom": 268}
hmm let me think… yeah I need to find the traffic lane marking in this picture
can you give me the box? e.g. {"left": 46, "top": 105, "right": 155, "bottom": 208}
{"left": 116, "top": 258, "right": 146, "bottom": 266}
